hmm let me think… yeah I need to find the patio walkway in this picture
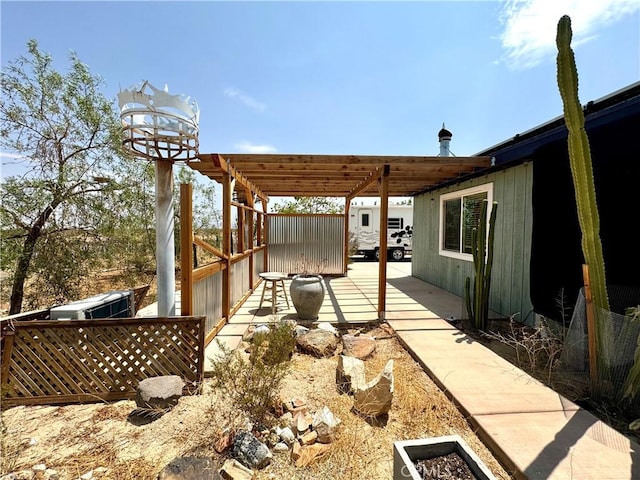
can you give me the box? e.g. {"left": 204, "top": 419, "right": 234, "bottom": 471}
{"left": 145, "top": 261, "right": 640, "bottom": 479}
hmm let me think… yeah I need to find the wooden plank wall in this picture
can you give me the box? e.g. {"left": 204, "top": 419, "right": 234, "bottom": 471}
{"left": 412, "top": 163, "right": 534, "bottom": 323}
{"left": 0, "top": 316, "right": 205, "bottom": 406}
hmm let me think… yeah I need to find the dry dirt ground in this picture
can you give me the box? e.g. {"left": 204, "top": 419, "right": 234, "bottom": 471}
{"left": 1, "top": 325, "right": 515, "bottom": 480}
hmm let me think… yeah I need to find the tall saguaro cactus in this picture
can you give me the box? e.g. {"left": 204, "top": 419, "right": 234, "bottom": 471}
{"left": 465, "top": 200, "right": 498, "bottom": 331}
{"left": 556, "top": 15, "right": 610, "bottom": 314}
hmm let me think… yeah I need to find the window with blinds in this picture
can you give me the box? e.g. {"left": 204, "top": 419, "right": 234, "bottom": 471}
{"left": 439, "top": 183, "right": 493, "bottom": 260}
{"left": 462, "top": 193, "right": 487, "bottom": 254}
{"left": 443, "top": 198, "right": 461, "bottom": 251}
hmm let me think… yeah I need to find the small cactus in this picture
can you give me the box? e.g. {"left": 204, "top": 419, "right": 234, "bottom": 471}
{"left": 465, "top": 200, "right": 497, "bottom": 331}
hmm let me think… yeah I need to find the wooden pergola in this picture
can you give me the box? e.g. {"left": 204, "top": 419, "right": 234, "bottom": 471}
{"left": 185, "top": 153, "right": 491, "bottom": 320}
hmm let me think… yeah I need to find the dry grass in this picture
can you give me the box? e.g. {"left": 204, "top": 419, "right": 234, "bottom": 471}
{"left": 62, "top": 443, "right": 157, "bottom": 480}
{"left": 0, "top": 326, "right": 515, "bottom": 480}
{"left": 253, "top": 328, "right": 512, "bottom": 479}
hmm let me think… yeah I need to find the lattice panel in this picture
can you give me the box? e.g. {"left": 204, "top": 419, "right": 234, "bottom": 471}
{"left": 2, "top": 317, "right": 205, "bottom": 406}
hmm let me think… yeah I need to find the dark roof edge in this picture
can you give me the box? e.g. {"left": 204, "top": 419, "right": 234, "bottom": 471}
{"left": 475, "top": 81, "right": 640, "bottom": 157}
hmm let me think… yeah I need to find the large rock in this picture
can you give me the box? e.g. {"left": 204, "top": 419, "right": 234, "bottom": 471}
{"left": 336, "top": 355, "right": 366, "bottom": 394}
{"left": 158, "top": 457, "right": 221, "bottom": 480}
{"left": 296, "top": 329, "right": 339, "bottom": 357}
{"left": 353, "top": 359, "right": 394, "bottom": 417}
{"left": 232, "top": 431, "right": 272, "bottom": 470}
{"left": 342, "top": 334, "right": 376, "bottom": 359}
{"left": 135, "top": 375, "right": 185, "bottom": 409}
{"left": 312, "top": 406, "right": 341, "bottom": 443}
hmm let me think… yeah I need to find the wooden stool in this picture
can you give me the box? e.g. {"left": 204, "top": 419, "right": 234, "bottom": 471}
{"left": 259, "top": 272, "right": 290, "bottom": 314}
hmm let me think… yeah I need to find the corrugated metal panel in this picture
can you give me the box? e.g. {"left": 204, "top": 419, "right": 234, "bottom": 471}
{"left": 231, "top": 257, "right": 250, "bottom": 306}
{"left": 192, "top": 251, "right": 264, "bottom": 334}
{"left": 193, "top": 272, "right": 222, "bottom": 333}
{"left": 254, "top": 249, "right": 265, "bottom": 286}
{"left": 412, "top": 163, "right": 534, "bottom": 323}
{"left": 268, "top": 215, "right": 344, "bottom": 275}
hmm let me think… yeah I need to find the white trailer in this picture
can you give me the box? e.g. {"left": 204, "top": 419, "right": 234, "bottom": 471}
{"left": 348, "top": 203, "right": 413, "bottom": 261}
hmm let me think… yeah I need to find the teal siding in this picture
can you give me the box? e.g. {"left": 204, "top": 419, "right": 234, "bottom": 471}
{"left": 412, "top": 163, "right": 534, "bottom": 323}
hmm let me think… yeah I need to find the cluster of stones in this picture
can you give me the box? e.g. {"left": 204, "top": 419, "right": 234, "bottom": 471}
{"left": 204, "top": 396, "right": 342, "bottom": 479}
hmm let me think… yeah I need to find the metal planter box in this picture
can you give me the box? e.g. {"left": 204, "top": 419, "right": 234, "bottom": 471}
{"left": 393, "top": 435, "right": 497, "bottom": 480}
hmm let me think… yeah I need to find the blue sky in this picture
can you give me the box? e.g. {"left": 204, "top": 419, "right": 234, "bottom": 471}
{"left": 1, "top": 0, "right": 639, "bottom": 203}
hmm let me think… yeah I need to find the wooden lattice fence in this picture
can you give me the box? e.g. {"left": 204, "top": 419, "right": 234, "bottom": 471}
{"left": 1, "top": 316, "right": 205, "bottom": 406}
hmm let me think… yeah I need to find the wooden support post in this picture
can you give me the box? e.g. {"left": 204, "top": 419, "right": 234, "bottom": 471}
{"left": 222, "top": 172, "right": 232, "bottom": 320}
{"left": 582, "top": 264, "right": 599, "bottom": 391}
{"left": 196, "top": 316, "right": 205, "bottom": 383}
{"left": 377, "top": 165, "right": 390, "bottom": 320}
{"left": 1, "top": 329, "right": 15, "bottom": 386}
{"left": 180, "top": 183, "right": 193, "bottom": 316}
{"left": 343, "top": 199, "right": 350, "bottom": 276}
{"left": 248, "top": 213, "right": 255, "bottom": 289}
{"left": 246, "top": 189, "right": 255, "bottom": 289}
{"left": 261, "top": 198, "right": 269, "bottom": 272}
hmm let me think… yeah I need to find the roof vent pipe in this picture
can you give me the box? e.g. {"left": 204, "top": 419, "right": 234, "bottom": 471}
{"left": 438, "top": 123, "right": 453, "bottom": 157}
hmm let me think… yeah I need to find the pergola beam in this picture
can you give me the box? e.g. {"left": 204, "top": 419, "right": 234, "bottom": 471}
{"left": 208, "top": 154, "right": 267, "bottom": 202}
{"left": 346, "top": 167, "right": 383, "bottom": 202}
{"left": 219, "top": 153, "right": 490, "bottom": 166}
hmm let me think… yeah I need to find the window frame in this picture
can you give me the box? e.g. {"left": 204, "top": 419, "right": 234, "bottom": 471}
{"left": 438, "top": 183, "right": 494, "bottom": 262}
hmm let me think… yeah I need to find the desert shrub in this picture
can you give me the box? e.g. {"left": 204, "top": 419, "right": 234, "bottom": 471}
{"left": 482, "top": 316, "right": 564, "bottom": 384}
{"left": 208, "top": 321, "right": 296, "bottom": 425}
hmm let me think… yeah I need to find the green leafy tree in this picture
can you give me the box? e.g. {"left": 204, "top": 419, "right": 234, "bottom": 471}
{"left": 273, "top": 196, "right": 344, "bottom": 214}
{"left": 0, "top": 40, "right": 135, "bottom": 313}
{"left": 100, "top": 160, "right": 157, "bottom": 279}
{"left": 176, "top": 165, "right": 221, "bottom": 232}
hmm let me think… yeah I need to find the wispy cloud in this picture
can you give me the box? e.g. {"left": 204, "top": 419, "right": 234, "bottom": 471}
{"left": 224, "top": 87, "right": 266, "bottom": 112}
{"left": 498, "top": 0, "right": 640, "bottom": 69}
{"left": 0, "top": 152, "right": 25, "bottom": 160}
{"left": 234, "top": 142, "right": 277, "bottom": 154}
